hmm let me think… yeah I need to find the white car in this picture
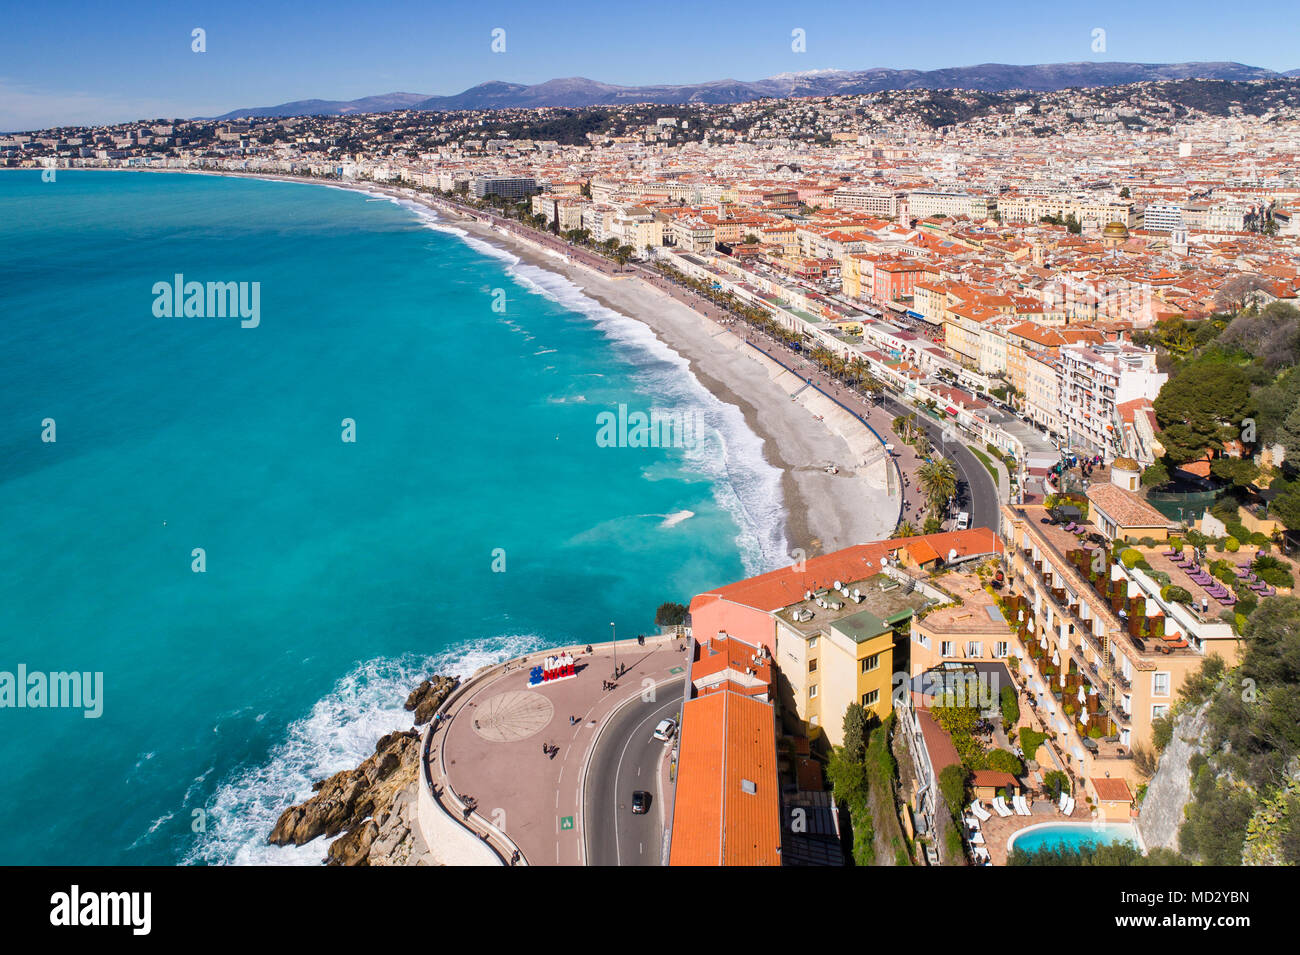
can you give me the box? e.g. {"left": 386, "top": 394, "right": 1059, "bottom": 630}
{"left": 956, "top": 511, "right": 970, "bottom": 530}
{"left": 652, "top": 718, "right": 677, "bottom": 742}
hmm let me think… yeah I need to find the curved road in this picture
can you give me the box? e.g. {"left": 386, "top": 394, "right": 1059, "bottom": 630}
{"left": 583, "top": 682, "right": 684, "bottom": 867}
{"left": 877, "top": 395, "right": 1000, "bottom": 533}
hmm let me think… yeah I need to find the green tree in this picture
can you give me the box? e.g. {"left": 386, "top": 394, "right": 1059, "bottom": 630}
{"left": 917, "top": 458, "right": 957, "bottom": 514}
{"left": 1141, "top": 459, "right": 1170, "bottom": 487}
{"left": 938, "top": 764, "right": 968, "bottom": 817}
{"left": 1153, "top": 359, "right": 1254, "bottom": 464}
{"left": 842, "top": 703, "right": 869, "bottom": 762}
{"left": 1000, "top": 684, "right": 1020, "bottom": 728}
{"left": 654, "top": 602, "right": 687, "bottom": 626}
{"left": 986, "top": 748, "right": 1023, "bottom": 775}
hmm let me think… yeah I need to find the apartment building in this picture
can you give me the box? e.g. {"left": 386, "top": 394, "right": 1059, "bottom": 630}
{"left": 471, "top": 175, "right": 539, "bottom": 199}
{"left": 997, "top": 194, "right": 1134, "bottom": 229}
{"left": 1057, "top": 341, "right": 1166, "bottom": 460}
{"left": 998, "top": 493, "right": 1241, "bottom": 788}
{"left": 1141, "top": 202, "right": 1186, "bottom": 232}
{"left": 907, "top": 190, "right": 996, "bottom": 221}
{"left": 831, "top": 186, "right": 902, "bottom": 218}
{"left": 689, "top": 530, "right": 1004, "bottom": 748}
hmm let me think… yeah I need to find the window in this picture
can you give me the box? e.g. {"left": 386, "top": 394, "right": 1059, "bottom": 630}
{"left": 995, "top": 641, "right": 1009, "bottom": 657}
{"left": 1152, "top": 672, "right": 1170, "bottom": 697}
{"left": 862, "top": 690, "right": 879, "bottom": 707}
{"left": 808, "top": 636, "right": 818, "bottom": 649}
{"left": 809, "top": 685, "right": 818, "bottom": 699}
{"left": 966, "top": 641, "right": 982, "bottom": 658}
{"left": 1152, "top": 704, "right": 1169, "bottom": 721}
{"left": 941, "top": 641, "right": 954, "bottom": 657}
{"left": 860, "top": 653, "right": 881, "bottom": 673}
{"left": 808, "top": 658, "right": 818, "bottom": 673}
{"left": 809, "top": 714, "right": 819, "bottom": 727}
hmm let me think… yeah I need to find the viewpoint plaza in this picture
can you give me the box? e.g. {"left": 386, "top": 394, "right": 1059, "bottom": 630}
{"left": 667, "top": 468, "right": 1252, "bottom": 865}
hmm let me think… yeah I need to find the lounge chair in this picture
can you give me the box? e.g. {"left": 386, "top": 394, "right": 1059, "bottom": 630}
{"left": 992, "top": 796, "right": 1013, "bottom": 817}
{"left": 969, "top": 830, "right": 986, "bottom": 845}
{"left": 969, "top": 800, "right": 991, "bottom": 822}
{"left": 1057, "top": 792, "right": 1070, "bottom": 814}
{"left": 1012, "top": 794, "right": 1031, "bottom": 816}
{"left": 972, "top": 846, "right": 992, "bottom": 865}
{"left": 1062, "top": 795, "right": 1076, "bottom": 815}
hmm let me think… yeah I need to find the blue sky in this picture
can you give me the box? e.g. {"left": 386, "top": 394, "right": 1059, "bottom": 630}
{"left": 2, "top": 0, "right": 1297, "bottom": 130}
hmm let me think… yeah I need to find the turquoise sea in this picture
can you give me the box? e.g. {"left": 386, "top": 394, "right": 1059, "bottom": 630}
{"left": 0, "top": 170, "right": 786, "bottom": 864}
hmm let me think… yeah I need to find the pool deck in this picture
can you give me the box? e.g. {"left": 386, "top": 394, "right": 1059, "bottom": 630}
{"left": 966, "top": 799, "right": 1092, "bottom": 865}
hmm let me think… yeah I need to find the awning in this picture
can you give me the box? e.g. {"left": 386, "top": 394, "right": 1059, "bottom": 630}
{"left": 946, "top": 407, "right": 959, "bottom": 416}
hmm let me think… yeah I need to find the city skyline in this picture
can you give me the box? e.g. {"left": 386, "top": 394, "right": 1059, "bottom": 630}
{"left": 3, "top": 0, "right": 1300, "bottom": 130}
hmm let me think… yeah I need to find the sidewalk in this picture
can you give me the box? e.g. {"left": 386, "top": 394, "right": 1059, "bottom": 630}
{"left": 425, "top": 634, "right": 690, "bottom": 866}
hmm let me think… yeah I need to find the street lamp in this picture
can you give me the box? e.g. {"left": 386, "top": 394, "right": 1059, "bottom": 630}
{"left": 610, "top": 622, "right": 617, "bottom": 680}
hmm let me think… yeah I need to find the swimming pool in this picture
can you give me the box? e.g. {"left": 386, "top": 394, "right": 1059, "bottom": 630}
{"left": 1008, "top": 821, "right": 1142, "bottom": 855}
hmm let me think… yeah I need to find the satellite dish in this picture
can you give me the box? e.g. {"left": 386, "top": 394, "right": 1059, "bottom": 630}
{"left": 948, "top": 548, "right": 958, "bottom": 563}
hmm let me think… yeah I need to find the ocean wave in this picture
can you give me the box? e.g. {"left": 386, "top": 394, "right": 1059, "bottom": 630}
{"left": 403, "top": 234, "right": 788, "bottom": 577}
{"left": 660, "top": 510, "right": 695, "bottom": 529}
{"left": 181, "top": 634, "right": 539, "bottom": 866}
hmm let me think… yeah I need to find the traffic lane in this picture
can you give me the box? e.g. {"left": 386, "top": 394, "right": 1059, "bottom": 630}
{"left": 880, "top": 396, "right": 998, "bottom": 532}
{"left": 583, "top": 685, "right": 683, "bottom": 867}
{"left": 612, "top": 706, "right": 676, "bottom": 867}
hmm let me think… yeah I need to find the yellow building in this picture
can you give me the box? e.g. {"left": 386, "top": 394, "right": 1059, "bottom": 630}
{"left": 776, "top": 602, "right": 908, "bottom": 745}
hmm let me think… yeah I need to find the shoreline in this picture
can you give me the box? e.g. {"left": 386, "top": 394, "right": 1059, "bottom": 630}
{"left": 126, "top": 167, "right": 898, "bottom": 557}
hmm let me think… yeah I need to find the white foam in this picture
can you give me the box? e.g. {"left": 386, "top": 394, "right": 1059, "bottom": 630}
{"left": 181, "top": 634, "right": 539, "bottom": 866}
{"left": 660, "top": 510, "right": 696, "bottom": 529}
{"left": 412, "top": 236, "right": 788, "bottom": 577}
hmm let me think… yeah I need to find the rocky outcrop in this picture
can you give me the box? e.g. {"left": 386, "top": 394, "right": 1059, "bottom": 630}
{"left": 1135, "top": 700, "right": 1211, "bottom": 852}
{"left": 405, "top": 675, "right": 459, "bottom": 725}
{"left": 268, "top": 672, "right": 459, "bottom": 865}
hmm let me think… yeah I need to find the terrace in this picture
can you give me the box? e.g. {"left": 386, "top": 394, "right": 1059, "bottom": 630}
{"left": 775, "top": 572, "right": 934, "bottom": 637}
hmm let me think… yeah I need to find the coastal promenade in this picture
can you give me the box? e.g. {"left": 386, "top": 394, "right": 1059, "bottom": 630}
{"left": 421, "top": 633, "right": 690, "bottom": 866}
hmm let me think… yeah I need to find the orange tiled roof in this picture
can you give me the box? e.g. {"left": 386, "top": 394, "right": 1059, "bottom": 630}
{"left": 669, "top": 690, "right": 781, "bottom": 866}
{"left": 1091, "top": 777, "right": 1134, "bottom": 802}
{"left": 688, "top": 529, "right": 1003, "bottom": 615}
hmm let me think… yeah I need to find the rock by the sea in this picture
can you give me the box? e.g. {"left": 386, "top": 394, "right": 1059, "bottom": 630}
{"left": 405, "top": 675, "right": 459, "bottom": 725}
{"left": 268, "top": 672, "right": 460, "bottom": 865}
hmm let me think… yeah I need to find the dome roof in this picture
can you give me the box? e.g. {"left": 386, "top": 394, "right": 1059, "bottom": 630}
{"left": 1102, "top": 221, "right": 1130, "bottom": 238}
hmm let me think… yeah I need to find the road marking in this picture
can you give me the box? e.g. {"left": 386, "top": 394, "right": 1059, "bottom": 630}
{"left": 612, "top": 697, "right": 682, "bottom": 867}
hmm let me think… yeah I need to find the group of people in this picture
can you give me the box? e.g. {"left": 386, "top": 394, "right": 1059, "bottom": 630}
{"left": 542, "top": 743, "right": 558, "bottom": 759}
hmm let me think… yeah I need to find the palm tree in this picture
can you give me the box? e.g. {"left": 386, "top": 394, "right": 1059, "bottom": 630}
{"left": 892, "top": 520, "right": 917, "bottom": 538}
{"left": 918, "top": 458, "right": 958, "bottom": 516}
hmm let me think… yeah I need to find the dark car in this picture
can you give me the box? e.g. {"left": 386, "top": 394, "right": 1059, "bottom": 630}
{"left": 631, "top": 791, "right": 651, "bottom": 814}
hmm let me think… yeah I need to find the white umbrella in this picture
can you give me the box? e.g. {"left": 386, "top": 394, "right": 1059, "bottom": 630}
{"left": 1080, "top": 709, "right": 1089, "bottom": 725}
{"left": 1051, "top": 650, "right": 1060, "bottom": 666}
{"left": 1078, "top": 686, "right": 1086, "bottom": 704}
{"left": 1060, "top": 668, "right": 1067, "bottom": 688}
{"left": 1040, "top": 634, "right": 1047, "bottom": 649}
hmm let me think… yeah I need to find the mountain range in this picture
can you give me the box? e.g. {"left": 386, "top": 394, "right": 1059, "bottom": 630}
{"left": 209, "top": 62, "right": 1300, "bottom": 120}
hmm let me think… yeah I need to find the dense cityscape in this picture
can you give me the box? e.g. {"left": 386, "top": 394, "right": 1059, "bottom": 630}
{"left": 6, "top": 65, "right": 1300, "bottom": 886}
